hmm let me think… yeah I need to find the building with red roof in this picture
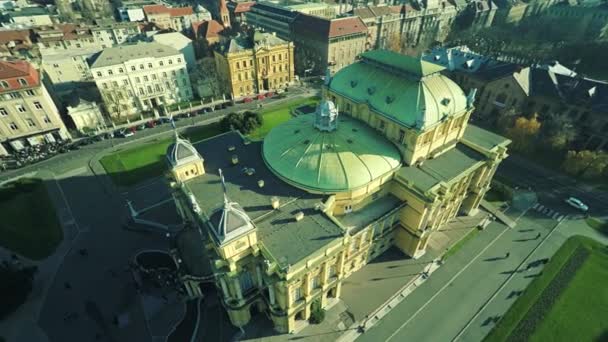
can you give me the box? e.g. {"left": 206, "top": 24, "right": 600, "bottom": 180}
{"left": 291, "top": 14, "right": 368, "bottom": 75}
{"left": 226, "top": 1, "right": 256, "bottom": 25}
{"left": 0, "top": 59, "right": 70, "bottom": 154}
{"left": 143, "top": 4, "right": 210, "bottom": 33}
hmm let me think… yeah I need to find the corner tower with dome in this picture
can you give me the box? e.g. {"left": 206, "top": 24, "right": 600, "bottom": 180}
{"left": 165, "top": 50, "right": 510, "bottom": 334}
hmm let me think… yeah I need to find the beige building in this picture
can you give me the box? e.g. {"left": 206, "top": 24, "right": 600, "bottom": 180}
{"left": 143, "top": 4, "right": 208, "bottom": 33}
{"left": 66, "top": 98, "right": 106, "bottom": 133}
{"left": 41, "top": 47, "right": 98, "bottom": 98}
{"left": 166, "top": 50, "right": 510, "bottom": 334}
{"left": 292, "top": 14, "right": 367, "bottom": 75}
{"left": 9, "top": 7, "right": 54, "bottom": 27}
{"left": 90, "top": 22, "right": 141, "bottom": 48}
{"left": 90, "top": 42, "right": 193, "bottom": 123}
{"left": 214, "top": 31, "right": 294, "bottom": 99}
{"left": 0, "top": 60, "right": 70, "bottom": 155}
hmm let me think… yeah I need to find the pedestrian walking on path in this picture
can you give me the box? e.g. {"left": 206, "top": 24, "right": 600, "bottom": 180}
{"left": 536, "top": 233, "right": 541, "bottom": 240}
{"left": 505, "top": 252, "right": 510, "bottom": 259}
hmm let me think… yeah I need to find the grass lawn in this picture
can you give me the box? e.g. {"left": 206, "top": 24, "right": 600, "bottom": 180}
{"left": 100, "top": 123, "right": 221, "bottom": 187}
{"left": 485, "top": 236, "right": 608, "bottom": 342}
{"left": 0, "top": 178, "right": 63, "bottom": 260}
{"left": 443, "top": 228, "right": 479, "bottom": 260}
{"left": 247, "top": 96, "right": 319, "bottom": 140}
{"left": 585, "top": 217, "right": 608, "bottom": 236}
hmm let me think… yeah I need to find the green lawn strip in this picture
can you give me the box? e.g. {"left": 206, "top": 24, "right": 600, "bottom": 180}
{"left": 529, "top": 241, "right": 608, "bottom": 342}
{"left": 443, "top": 228, "right": 479, "bottom": 260}
{"left": 248, "top": 96, "right": 320, "bottom": 140}
{"left": 100, "top": 123, "right": 221, "bottom": 187}
{"left": 485, "top": 236, "right": 601, "bottom": 342}
{"left": 0, "top": 178, "right": 63, "bottom": 260}
{"left": 585, "top": 217, "right": 608, "bottom": 235}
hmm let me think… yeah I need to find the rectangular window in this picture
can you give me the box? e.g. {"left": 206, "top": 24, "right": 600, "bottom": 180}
{"left": 9, "top": 122, "right": 18, "bottom": 130}
{"left": 292, "top": 286, "right": 302, "bottom": 302}
{"left": 148, "top": 63, "right": 153, "bottom": 68}
{"left": 33, "top": 101, "right": 43, "bottom": 110}
{"left": 398, "top": 129, "right": 405, "bottom": 143}
{"left": 43, "top": 116, "right": 51, "bottom": 123}
{"left": 131, "top": 66, "right": 136, "bottom": 71}
{"left": 135, "top": 77, "right": 141, "bottom": 83}
{"left": 328, "top": 265, "right": 337, "bottom": 278}
{"left": 143, "top": 76, "right": 149, "bottom": 82}
{"left": 108, "top": 69, "right": 113, "bottom": 75}
{"left": 26, "top": 118, "right": 35, "bottom": 127}
{"left": 168, "top": 59, "right": 173, "bottom": 65}
{"left": 160, "top": 61, "right": 164, "bottom": 66}
{"left": 139, "top": 64, "right": 144, "bottom": 70}
{"left": 0, "top": 108, "right": 7, "bottom": 116}
{"left": 311, "top": 275, "right": 320, "bottom": 290}
{"left": 16, "top": 104, "right": 26, "bottom": 113}
{"left": 18, "top": 78, "right": 28, "bottom": 86}
{"left": 123, "top": 79, "right": 128, "bottom": 85}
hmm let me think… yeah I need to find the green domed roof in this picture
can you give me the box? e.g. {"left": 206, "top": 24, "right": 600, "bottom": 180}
{"left": 329, "top": 50, "right": 468, "bottom": 130}
{"left": 263, "top": 113, "right": 401, "bottom": 193}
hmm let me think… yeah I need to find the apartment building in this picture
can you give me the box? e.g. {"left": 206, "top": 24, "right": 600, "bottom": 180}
{"left": 89, "top": 42, "right": 193, "bottom": 123}
{"left": 0, "top": 59, "right": 70, "bottom": 155}
{"left": 143, "top": 4, "right": 209, "bottom": 33}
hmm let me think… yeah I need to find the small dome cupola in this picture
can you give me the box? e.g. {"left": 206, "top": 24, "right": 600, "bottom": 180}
{"left": 166, "top": 132, "right": 203, "bottom": 168}
{"left": 210, "top": 169, "right": 255, "bottom": 244}
{"left": 314, "top": 100, "right": 339, "bottom": 132}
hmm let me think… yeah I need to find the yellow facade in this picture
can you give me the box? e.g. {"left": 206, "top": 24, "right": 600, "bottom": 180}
{"left": 214, "top": 34, "right": 295, "bottom": 99}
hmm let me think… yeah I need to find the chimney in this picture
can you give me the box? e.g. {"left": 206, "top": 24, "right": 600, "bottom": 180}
{"left": 271, "top": 196, "right": 280, "bottom": 209}
{"left": 231, "top": 154, "right": 239, "bottom": 164}
{"left": 258, "top": 179, "right": 265, "bottom": 188}
{"left": 294, "top": 211, "right": 304, "bottom": 221}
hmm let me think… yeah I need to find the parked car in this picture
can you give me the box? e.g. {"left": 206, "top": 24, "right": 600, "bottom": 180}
{"left": 564, "top": 197, "right": 588, "bottom": 212}
{"left": 136, "top": 124, "right": 146, "bottom": 131}
{"left": 146, "top": 120, "right": 156, "bottom": 128}
{"left": 116, "top": 128, "right": 134, "bottom": 138}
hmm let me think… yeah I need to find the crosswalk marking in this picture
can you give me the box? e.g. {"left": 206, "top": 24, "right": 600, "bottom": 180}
{"left": 533, "top": 204, "right": 564, "bottom": 221}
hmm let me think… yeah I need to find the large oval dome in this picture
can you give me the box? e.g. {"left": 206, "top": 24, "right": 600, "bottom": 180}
{"left": 263, "top": 114, "right": 401, "bottom": 193}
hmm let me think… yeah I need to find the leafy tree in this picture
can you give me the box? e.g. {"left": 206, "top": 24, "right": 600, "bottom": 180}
{"left": 0, "top": 263, "right": 37, "bottom": 320}
{"left": 505, "top": 114, "right": 541, "bottom": 152}
{"left": 561, "top": 150, "right": 608, "bottom": 179}
{"left": 309, "top": 299, "right": 325, "bottom": 324}
{"left": 540, "top": 113, "right": 577, "bottom": 151}
{"left": 219, "top": 111, "right": 262, "bottom": 134}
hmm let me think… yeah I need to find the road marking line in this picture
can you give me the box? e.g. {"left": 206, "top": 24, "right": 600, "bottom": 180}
{"left": 385, "top": 224, "right": 513, "bottom": 342}
{"left": 452, "top": 217, "right": 565, "bottom": 341}
{"left": 532, "top": 203, "right": 539, "bottom": 209}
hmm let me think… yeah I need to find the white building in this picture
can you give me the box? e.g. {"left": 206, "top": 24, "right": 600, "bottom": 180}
{"left": 90, "top": 22, "right": 142, "bottom": 48}
{"left": 67, "top": 98, "right": 106, "bottom": 133}
{"left": 151, "top": 32, "right": 195, "bottom": 70}
{"left": 41, "top": 47, "right": 99, "bottom": 100}
{"left": 90, "top": 42, "right": 193, "bottom": 123}
{"left": 9, "top": 6, "right": 54, "bottom": 27}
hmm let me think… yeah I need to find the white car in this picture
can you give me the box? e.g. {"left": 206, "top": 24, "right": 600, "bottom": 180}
{"left": 564, "top": 197, "right": 588, "bottom": 212}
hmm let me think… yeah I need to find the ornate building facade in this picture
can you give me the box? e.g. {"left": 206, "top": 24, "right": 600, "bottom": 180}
{"left": 214, "top": 31, "right": 295, "bottom": 99}
{"left": 166, "top": 50, "right": 510, "bottom": 334}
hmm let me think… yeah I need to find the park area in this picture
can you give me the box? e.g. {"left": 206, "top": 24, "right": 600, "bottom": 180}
{"left": 100, "top": 96, "right": 319, "bottom": 187}
{"left": 485, "top": 235, "right": 608, "bottom": 342}
{"left": 0, "top": 178, "right": 62, "bottom": 260}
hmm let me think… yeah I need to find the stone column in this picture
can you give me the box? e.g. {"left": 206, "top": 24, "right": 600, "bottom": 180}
{"left": 219, "top": 277, "right": 230, "bottom": 298}
{"left": 233, "top": 278, "right": 243, "bottom": 300}
{"left": 268, "top": 283, "right": 276, "bottom": 306}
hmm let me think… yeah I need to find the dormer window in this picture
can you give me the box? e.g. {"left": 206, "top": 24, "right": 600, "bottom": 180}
{"left": 350, "top": 80, "right": 358, "bottom": 88}
{"left": 0, "top": 81, "right": 8, "bottom": 89}
{"left": 367, "top": 86, "right": 376, "bottom": 95}
{"left": 441, "top": 98, "right": 451, "bottom": 106}
{"left": 18, "top": 78, "right": 27, "bottom": 86}
{"left": 386, "top": 95, "right": 395, "bottom": 104}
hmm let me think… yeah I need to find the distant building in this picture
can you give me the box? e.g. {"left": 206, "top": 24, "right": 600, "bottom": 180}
{"left": 34, "top": 24, "right": 102, "bottom": 55}
{"left": 226, "top": 1, "right": 256, "bottom": 25}
{"left": 143, "top": 4, "right": 209, "bottom": 33}
{"left": 89, "top": 42, "right": 193, "bottom": 123}
{"left": 291, "top": 14, "right": 367, "bottom": 75}
{"left": 245, "top": 2, "right": 299, "bottom": 40}
{"left": 214, "top": 31, "right": 294, "bottom": 99}
{"left": 117, "top": 0, "right": 158, "bottom": 22}
{"left": 543, "top": 3, "right": 608, "bottom": 41}
{"left": 40, "top": 47, "right": 98, "bottom": 99}
{"left": 426, "top": 46, "right": 608, "bottom": 151}
{"left": 90, "top": 22, "right": 142, "bottom": 48}
{"left": 0, "top": 60, "right": 71, "bottom": 155}
{"left": 151, "top": 32, "right": 196, "bottom": 70}
{"left": 9, "top": 6, "right": 54, "bottom": 27}
{"left": 0, "top": 29, "right": 35, "bottom": 58}
{"left": 191, "top": 20, "right": 225, "bottom": 57}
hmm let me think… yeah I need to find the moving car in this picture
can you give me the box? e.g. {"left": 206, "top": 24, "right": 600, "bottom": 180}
{"left": 564, "top": 197, "right": 588, "bottom": 212}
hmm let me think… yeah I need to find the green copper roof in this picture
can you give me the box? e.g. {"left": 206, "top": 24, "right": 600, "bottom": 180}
{"left": 463, "top": 124, "right": 511, "bottom": 151}
{"left": 263, "top": 114, "right": 401, "bottom": 193}
{"left": 330, "top": 50, "right": 467, "bottom": 130}
{"left": 360, "top": 50, "right": 446, "bottom": 77}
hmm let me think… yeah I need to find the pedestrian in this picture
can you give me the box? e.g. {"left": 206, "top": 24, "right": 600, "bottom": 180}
{"left": 536, "top": 233, "right": 541, "bottom": 240}
{"left": 505, "top": 252, "right": 510, "bottom": 259}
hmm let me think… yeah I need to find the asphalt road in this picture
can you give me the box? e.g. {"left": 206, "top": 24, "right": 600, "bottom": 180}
{"left": 355, "top": 208, "right": 591, "bottom": 342}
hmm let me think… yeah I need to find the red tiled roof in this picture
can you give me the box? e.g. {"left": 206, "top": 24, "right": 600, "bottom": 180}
{"left": 328, "top": 17, "right": 367, "bottom": 38}
{"left": 233, "top": 1, "right": 255, "bottom": 13}
{"left": 144, "top": 4, "right": 193, "bottom": 17}
{"left": 169, "top": 7, "right": 194, "bottom": 16}
{"left": 0, "top": 60, "right": 39, "bottom": 93}
{"left": 193, "top": 20, "right": 224, "bottom": 40}
{"left": 0, "top": 29, "right": 33, "bottom": 45}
